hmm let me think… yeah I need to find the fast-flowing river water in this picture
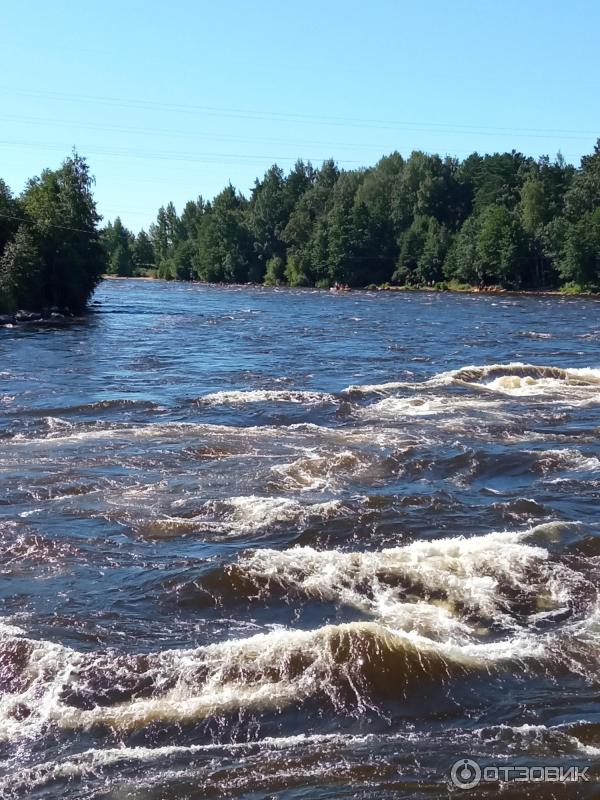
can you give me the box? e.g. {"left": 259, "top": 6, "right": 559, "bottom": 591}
{"left": 0, "top": 279, "right": 599, "bottom": 799}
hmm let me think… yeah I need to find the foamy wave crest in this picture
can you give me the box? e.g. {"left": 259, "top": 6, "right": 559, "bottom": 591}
{"left": 349, "top": 363, "right": 600, "bottom": 402}
{"left": 343, "top": 379, "right": 416, "bottom": 395}
{"left": 519, "top": 331, "right": 553, "bottom": 339}
{"left": 439, "top": 362, "right": 600, "bottom": 398}
{"left": 9, "top": 421, "right": 306, "bottom": 447}
{"left": 470, "top": 721, "right": 600, "bottom": 758}
{"left": 236, "top": 529, "right": 577, "bottom": 634}
{"left": 146, "top": 495, "right": 345, "bottom": 536}
{"left": 0, "top": 622, "right": 479, "bottom": 737}
{"left": 360, "top": 394, "right": 500, "bottom": 419}
{"left": 271, "top": 450, "right": 373, "bottom": 491}
{"left": 198, "top": 389, "right": 336, "bottom": 406}
{"left": 5, "top": 723, "right": 598, "bottom": 797}
{"left": 0, "top": 537, "right": 595, "bottom": 739}
{"left": 2, "top": 733, "right": 378, "bottom": 797}
{"left": 532, "top": 448, "right": 600, "bottom": 474}
{"left": 206, "top": 495, "right": 343, "bottom": 530}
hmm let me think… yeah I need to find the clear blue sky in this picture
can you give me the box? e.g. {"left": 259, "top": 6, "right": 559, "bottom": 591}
{"left": 1, "top": 0, "right": 598, "bottom": 231}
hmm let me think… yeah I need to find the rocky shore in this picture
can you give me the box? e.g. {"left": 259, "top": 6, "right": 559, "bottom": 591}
{"left": 0, "top": 309, "right": 81, "bottom": 327}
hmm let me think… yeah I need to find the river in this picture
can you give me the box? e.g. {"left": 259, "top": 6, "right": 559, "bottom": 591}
{"left": 0, "top": 279, "right": 599, "bottom": 798}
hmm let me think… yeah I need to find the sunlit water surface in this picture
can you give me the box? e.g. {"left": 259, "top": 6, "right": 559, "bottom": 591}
{"left": 1, "top": 280, "right": 599, "bottom": 798}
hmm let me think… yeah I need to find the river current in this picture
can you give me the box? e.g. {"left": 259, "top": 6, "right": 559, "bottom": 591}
{"left": 0, "top": 279, "right": 599, "bottom": 798}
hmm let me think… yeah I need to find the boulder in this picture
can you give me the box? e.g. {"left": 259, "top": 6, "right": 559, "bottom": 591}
{"left": 15, "top": 310, "right": 42, "bottom": 322}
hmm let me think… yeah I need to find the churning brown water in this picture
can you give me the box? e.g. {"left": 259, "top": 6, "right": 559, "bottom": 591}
{"left": 0, "top": 280, "right": 599, "bottom": 798}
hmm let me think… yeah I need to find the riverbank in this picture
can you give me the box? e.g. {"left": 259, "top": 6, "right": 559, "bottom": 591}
{"left": 370, "top": 283, "right": 600, "bottom": 299}
{"left": 0, "top": 310, "right": 85, "bottom": 327}
{"left": 100, "top": 274, "right": 600, "bottom": 300}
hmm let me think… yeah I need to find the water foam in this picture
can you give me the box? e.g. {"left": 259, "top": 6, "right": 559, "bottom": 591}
{"left": 236, "top": 528, "right": 569, "bottom": 633}
{"left": 271, "top": 450, "right": 372, "bottom": 491}
{"left": 0, "top": 622, "right": 477, "bottom": 738}
{"left": 532, "top": 448, "right": 600, "bottom": 474}
{"left": 360, "top": 394, "right": 500, "bottom": 419}
{"left": 347, "top": 362, "right": 600, "bottom": 402}
{"left": 0, "top": 525, "right": 595, "bottom": 740}
{"left": 443, "top": 362, "right": 600, "bottom": 398}
{"left": 198, "top": 389, "right": 336, "bottom": 406}
{"left": 149, "top": 495, "right": 345, "bottom": 535}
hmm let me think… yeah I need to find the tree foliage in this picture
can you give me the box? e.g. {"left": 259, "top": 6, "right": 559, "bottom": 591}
{"left": 0, "top": 153, "right": 106, "bottom": 314}
{"left": 100, "top": 139, "right": 600, "bottom": 293}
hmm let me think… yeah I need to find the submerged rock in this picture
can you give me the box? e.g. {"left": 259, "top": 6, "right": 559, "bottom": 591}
{"left": 15, "top": 310, "right": 42, "bottom": 322}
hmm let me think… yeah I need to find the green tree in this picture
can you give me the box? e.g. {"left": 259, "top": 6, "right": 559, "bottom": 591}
{"left": 133, "top": 230, "right": 155, "bottom": 272}
{"left": 444, "top": 214, "right": 481, "bottom": 285}
{"left": 20, "top": 152, "right": 105, "bottom": 311}
{"left": 149, "top": 207, "right": 170, "bottom": 274}
{"left": 264, "top": 255, "right": 286, "bottom": 285}
{"left": 461, "top": 151, "right": 533, "bottom": 213}
{"left": 170, "top": 239, "right": 196, "bottom": 280}
{"left": 477, "top": 205, "right": 527, "bottom": 287}
{"left": 393, "top": 216, "right": 429, "bottom": 284}
{"left": 102, "top": 217, "right": 135, "bottom": 276}
{"left": 559, "top": 208, "right": 600, "bottom": 288}
{"left": 284, "top": 254, "right": 309, "bottom": 287}
{"left": 564, "top": 139, "right": 600, "bottom": 219}
{"left": 0, "top": 179, "right": 19, "bottom": 257}
{"left": 282, "top": 159, "right": 339, "bottom": 283}
{"left": 446, "top": 206, "right": 527, "bottom": 287}
{"left": 194, "top": 185, "right": 254, "bottom": 282}
{"left": 246, "top": 165, "right": 290, "bottom": 282}
{"left": 416, "top": 218, "right": 452, "bottom": 284}
{"left": 180, "top": 198, "right": 205, "bottom": 239}
{"left": 0, "top": 228, "right": 45, "bottom": 312}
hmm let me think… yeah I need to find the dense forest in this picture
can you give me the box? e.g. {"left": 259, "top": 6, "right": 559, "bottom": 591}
{"left": 105, "top": 140, "right": 600, "bottom": 292}
{"left": 0, "top": 153, "right": 105, "bottom": 315}
{"left": 2, "top": 142, "right": 600, "bottom": 315}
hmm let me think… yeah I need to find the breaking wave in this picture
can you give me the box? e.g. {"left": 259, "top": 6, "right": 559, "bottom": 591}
{"left": 442, "top": 362, "right": 600, "bottom": 397}
{"left": 235, "top": 526, "right": 590, "bottom": 636}
{"left": 0, "top": 621, "right": 479, "bottom": 739}
{"left": 271, "top": 450, "right": 376, "bottom": 491}
{"left": 198, "top": 389, "right": 337, "bottom": 405}
{"left": 1, "top": 522, "right": 596, "bottom": 741}
{"left": 360, "top": 394, "right": 501, "bottom": 419}
{"left": 138, "top": 495, "right": 345, "bottom": 537}
{"left": 347, "top": 362, "right": 600, "bottom": 401}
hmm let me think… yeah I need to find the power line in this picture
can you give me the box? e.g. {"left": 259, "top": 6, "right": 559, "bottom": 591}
{"left": 0, "top": 139, "right": 363, "bottom": 166}
{"left": 0, "top": 111, "right": 595, "bottom": 145}
{"left": 2, "top": 86, "right": 599, "bottom": 138}
{"left": 0, "top": 211, "right": 100, "bottom": 236}
{"left": 0, "top": 139, "right": 586, "bottom": 176}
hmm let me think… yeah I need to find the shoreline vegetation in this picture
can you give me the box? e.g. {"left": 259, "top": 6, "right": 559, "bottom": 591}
{"left": 102, "top": 140, "right": 600, "bottom": 297}
{"left": 101, "top": 273, "right": 600, "bottom": 299}
{"left": 2, "top": 141, "right": 600, "bottom": 316}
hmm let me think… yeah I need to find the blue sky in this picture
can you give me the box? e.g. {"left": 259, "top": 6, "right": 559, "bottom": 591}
{"left": 1, "top": 0, "right": 599, "bottom": 231}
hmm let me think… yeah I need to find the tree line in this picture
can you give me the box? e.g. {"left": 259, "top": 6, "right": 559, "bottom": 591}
{"left": 105, "top": 140, "right": 600, "bottom": 292}
{"left": 0, "top": 153, "right": 105, "bottom": 315}
{"left": 2, "top": 142, "right": 599, "bottom": 315}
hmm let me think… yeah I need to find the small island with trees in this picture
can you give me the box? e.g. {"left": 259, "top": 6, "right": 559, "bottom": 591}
{"left": 0, "top": 153, "right": 105, "bottom": 320}
{"left": 2, "top": 141, "right": 600, "bottom": 318}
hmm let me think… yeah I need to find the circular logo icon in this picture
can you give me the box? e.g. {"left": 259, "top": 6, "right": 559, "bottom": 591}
{"left": 450, "top": 758, "right": 482, "bottom": 789}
